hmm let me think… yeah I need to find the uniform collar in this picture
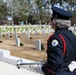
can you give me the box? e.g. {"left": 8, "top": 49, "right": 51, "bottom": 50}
{"left": 55, "top": 27, "right": 68, "bottom": 32}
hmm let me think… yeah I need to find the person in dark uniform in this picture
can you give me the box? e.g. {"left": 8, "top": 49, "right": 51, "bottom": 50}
{"left": 41, "top": 6, "right": 76, "bottom": 75}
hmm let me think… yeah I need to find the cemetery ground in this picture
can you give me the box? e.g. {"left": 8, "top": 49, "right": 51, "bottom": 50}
{"left": 0, "top": 30, "right": 53, "bottom": 62}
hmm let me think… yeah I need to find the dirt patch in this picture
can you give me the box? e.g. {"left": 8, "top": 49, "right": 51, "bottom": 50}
{"left": 0, "top": 32, "right": 53, "bottom": 61}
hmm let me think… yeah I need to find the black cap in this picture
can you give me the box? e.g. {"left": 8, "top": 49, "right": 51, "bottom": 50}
{"left": 51, "top": 6, "right": 73, "bottom": 20}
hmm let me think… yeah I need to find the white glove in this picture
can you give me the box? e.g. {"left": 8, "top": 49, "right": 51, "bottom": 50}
{"left": 68, "top": 61, "right": 76, "bottom": 72}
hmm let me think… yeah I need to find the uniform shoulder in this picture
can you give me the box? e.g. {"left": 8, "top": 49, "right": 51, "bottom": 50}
{"left": 48, "top": 33, "right": 62, "bottom": 41}
{"left": 48, "top": 34, "right": 63, "bottom": 47}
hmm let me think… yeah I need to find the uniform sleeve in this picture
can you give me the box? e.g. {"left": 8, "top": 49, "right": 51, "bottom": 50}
{"left": 42, "top": 34, "right": 64, "bottom": 73}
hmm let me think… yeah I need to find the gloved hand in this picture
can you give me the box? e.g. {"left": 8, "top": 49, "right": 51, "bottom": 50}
{"left": 68, "top": 61, "right": 76, "bottom": 72}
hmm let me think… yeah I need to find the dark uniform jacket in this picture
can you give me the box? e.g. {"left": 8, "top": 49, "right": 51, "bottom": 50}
{"left": 42, "top": 28, "right": 76, "bottom": 75}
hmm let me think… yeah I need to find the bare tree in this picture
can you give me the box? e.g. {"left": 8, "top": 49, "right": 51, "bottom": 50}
{"left": 7, "top": 0, "right": 28, "bottom": 24}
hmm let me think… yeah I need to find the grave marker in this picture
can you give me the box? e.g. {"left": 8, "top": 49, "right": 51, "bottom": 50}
{"left": 27, "top": 31, "right": 30, "bottom": 39}
{"left": 36, "top": 39, "right": 41, "bottom": 51}
{"left": 16, "top": 37, "right": 20, "bottom": 47}
{"left": 7, "top": 31, "right": 10, "bottom": 38}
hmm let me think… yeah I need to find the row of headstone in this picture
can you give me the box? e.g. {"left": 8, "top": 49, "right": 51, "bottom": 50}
{"left": 0, "top": 25, "right": 52, "bottom": 33}
{"left": 15, "top": 37, "right": 42, "bottom": 51}
{"left": 0, "top": 29, "right": 52, "bottom": 39}
{"left": 1, "top": 25, "right": 76, "bottom": 34}
{"left": 0, "top": 26, "right": 53, "bottom": 35}
{"left": 0, "top": 26, "right": 43, "bottom": 50}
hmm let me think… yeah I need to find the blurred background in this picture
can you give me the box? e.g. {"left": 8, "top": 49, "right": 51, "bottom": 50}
{"left": 0, "top": 0, "right": 76, "bottom": 25}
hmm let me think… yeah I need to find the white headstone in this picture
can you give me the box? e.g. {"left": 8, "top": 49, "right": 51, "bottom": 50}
{"left": 27, "top": 31, "right": 30, "bottom": 39}
{"left": 0, "top": 32, "right": 2, "bottom": 37}
{"left": 3, "top": 25, "right": 6, "bottom": 32}
{"left": 36, "top": 39, "right": 41, "bottom": 51}
{"left": 16, "top": 38, "right": 20, "bottom": 47}
{"left": 35, "top": 30, "right": 39, "bottom": 35}
{"left": 14, "top": 28, "right": 18, "bottom": 39}
{"left": 7, "top": 31, "right": 10, "bottom": 38}
{"left": 43, "top": 30, "right": 46, "bottom": 35}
